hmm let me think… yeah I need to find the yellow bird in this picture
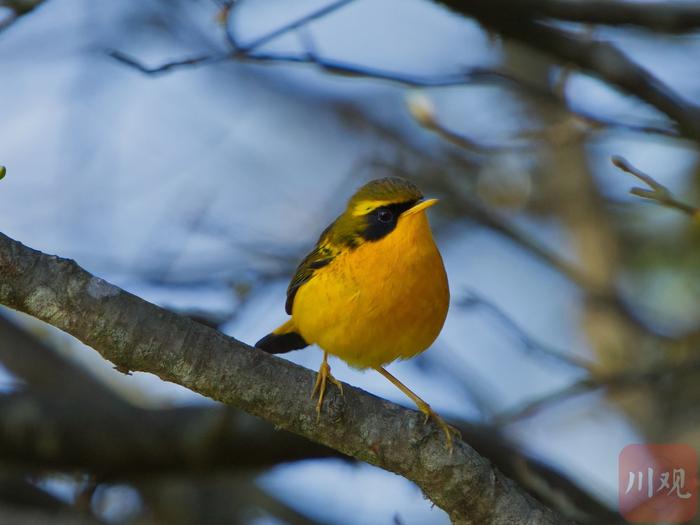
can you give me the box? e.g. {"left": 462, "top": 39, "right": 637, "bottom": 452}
{"left": 256, "top": 177, "right": 453, "bottom": 448}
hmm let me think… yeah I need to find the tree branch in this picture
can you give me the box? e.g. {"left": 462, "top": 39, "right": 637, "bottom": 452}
{"left": 0, "top": 390, "right": 340, "bottom": 476}
{"left": 0, "top": 314, "right": 124, "bottom": 405}
{"left": 0, "top": 232, "right": 568, "bottom": 524}
{"left": 1, "top": 310, "right": 615, "bottom": 521}
{"left": 231, "top": 0, "right": 355, "bottom": 53}
{"left": 458, "top": 291, "right": 595, "bottom": 372}
{"left": 435, "top": 1, "right": 700, "bottom": 142}
{"left": 0, "top": 505, "right": 103, "bottom": 525}
{"left": 106, "top": 1, "right": 685, "bottom": 143}
{"left": 0, "top": 0, "right": 48, "bottom": 34}
{"left": 0, "top": 475, "right": 70, "bottom": 513}
{"left": 611, "top": 156, "right": 700, "bottom": 218}
{"left": 465, "top": 0, "right": 700, "bottom": 33}
{"left": 0, "top": 314, "right": 340, "bottom": 474}
{"left": 493, "top": 357, "right": 700, "bottom": 425}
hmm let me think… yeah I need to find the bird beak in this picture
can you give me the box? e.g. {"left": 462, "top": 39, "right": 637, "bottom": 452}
{"left": 401, "top": 198, "right": 439, "bottom": 218}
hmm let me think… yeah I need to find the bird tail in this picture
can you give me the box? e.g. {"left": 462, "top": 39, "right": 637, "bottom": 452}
{"left": 255, "top": 318, "right": 309, "bottom": 354}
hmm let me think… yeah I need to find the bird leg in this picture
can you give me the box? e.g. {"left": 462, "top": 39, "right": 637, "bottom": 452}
{"left": 375, "top": 366, "right": 459, "bottom": 452}
{"left": 311, "top": 351, "right": 344, "bottom": 417}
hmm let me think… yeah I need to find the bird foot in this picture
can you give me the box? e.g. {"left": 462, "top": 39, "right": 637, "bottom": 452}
{"left": 417, "top": 401, "right": 460, "bottom": 453}
{"left": 311, "top": 360, "right": 344, "bottom": 418}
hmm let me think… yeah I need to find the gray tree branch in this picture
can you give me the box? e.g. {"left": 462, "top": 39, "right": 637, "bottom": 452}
{"left": 0, "top": 314, "right": 123, "bottom": 405}
{"left": 0, "top": 391, "right": 340, "bottom": 475}
{"left": 0, "top": 232, "right": 568, "bottom": 524}
{"left": 441, "top": 0, "right": 700, "bottom": 33}
{"left": 0, "top": 314, "right": 339, "bottom": 474}
{"left": 0, "top": 0, "right": 48, "bottom": 33}
{"left": 434, "top": 0, "right": 700, "bottom": 142}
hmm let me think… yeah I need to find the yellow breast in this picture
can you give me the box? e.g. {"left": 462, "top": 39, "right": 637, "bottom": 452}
{"left": 291, "top": 210, "right": 449, "bottom": 369}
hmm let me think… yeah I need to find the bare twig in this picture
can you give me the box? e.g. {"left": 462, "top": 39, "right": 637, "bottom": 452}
{"left": 106, "top": 1, "right": 683, "bottom": 143}
{"left": 234, "top": 0, "right": 355, "bottom": 53}
{"left": 406, "top": 92, "right": 523, "bottom": 153}
{"left": 108, "top": 50, "right": 228, "bottom": 74}
{"left": 446, "top": 193, "right": 592, "bottom": 288}
{"left": 217, "top": 0, "right": 355, "bottom": 52}
{"left": 458, "top": 291, "right": 596, "bottom": 372}
{"left": 494, "top": 358, "right": 700, "bottom": 425}
{"left": 611, "top": 156, "right": 700, "bottom": 217}
{"left": 407, "top": 92, "right": 678, "bottom": 160}
{"left": 108, "top": 44, "right": 680, "bottom": 142}
{"left": 109, "top": 43, "right": 509, "bottom": 87}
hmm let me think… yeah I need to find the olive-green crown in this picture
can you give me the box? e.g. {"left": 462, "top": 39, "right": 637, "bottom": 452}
{"left": 347, "top": 177, "right": 423, "bottom": 208}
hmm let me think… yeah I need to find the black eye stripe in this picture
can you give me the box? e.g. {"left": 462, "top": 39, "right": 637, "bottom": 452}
{"left": 359, "top": 199, "right": 420, "bottom": 242}
{"left": 390, "top": 200, "right": 419, "bottom": 216}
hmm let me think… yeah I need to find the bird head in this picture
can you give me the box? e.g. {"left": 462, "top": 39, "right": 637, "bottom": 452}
{"left": 330, "top": 177, "right": 438, "bottom": 246}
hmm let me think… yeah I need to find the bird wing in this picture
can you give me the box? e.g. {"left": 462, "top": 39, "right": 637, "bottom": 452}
{"left": 285, "top": 221, "right": 339, "bottom": 315}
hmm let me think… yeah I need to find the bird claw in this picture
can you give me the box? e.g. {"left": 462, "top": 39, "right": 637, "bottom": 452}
{"left": 311, "top": 359, "right": 343, "bottom": 419}
{"left": 419, "top": 403, "right": 459, "bottom": 454}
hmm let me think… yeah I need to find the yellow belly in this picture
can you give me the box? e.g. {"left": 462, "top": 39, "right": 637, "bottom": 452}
{"left": 291, "top": 211, "right": 449, "bottom": 369}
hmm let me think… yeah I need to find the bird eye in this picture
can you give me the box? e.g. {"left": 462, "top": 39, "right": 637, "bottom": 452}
{"left": 377, "top": 208, "right": 393, "bottom": 223}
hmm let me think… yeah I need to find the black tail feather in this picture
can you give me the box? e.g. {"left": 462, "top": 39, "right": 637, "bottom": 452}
{"left": 255, "top": 332, "right": 309, "bottom": 354}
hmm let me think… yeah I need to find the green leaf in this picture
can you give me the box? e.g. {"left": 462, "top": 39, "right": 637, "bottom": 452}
{"left": 0, "top": 166, "right": 5, "bottom": 180}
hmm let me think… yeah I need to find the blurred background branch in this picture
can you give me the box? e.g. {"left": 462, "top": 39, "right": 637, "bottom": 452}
{"left": 0, "top": 0, "right": 47, "bottom": 33}
{"left": 612, "top": 156, "right": 700, "bottom": 218}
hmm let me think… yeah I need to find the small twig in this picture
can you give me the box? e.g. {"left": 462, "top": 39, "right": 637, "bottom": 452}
{"left": 611, "top": 156, "right": 700, "bottom": 218}
{"left": 214, "top": 1, "right": 238, "bottom": 49}
{"left": 494, "top": 358, "right": 700, "bottom": 425}
{"left": 406, "top": 91, "right": 678, "bottom": 157}
{"left": 296, "top": 26, "right": 319, "bottom": 62}
{"left": 107, "top": 50, "right": 228, "bottom": 75}
{"left": 459, "top": 290, "right": 596, "bottom": 372}
{"left": 107, "top": 0, "right": 684, "bottom": 146}
{"left": 493, "top": 378, "right": 598, "bottom": 425}
{"left": 236, "top": 0, "right": 355, "bottom": 54}
{"left": 110, "top": 44, "right": 509, "bottom": 86}
{"left": 406, "top": 92, "right": 516, "bottom": 153}
{"left": 580, "top": 114, "right": 679, "bottom": 139}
